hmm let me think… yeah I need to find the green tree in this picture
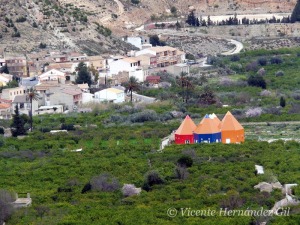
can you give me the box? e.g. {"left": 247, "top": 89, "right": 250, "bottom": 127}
{"left": 27, "top": 88, "right": 39, "bottom": 132}
{"left": 76, "top": 62, "right": 92, "bottom": 86}
{"left": 291, "top": 0, "right": 300, "bottom": 22}
{"left": 280, "top": 96, "right": 286, "bottom": 108}
{"left": 124, "top": 76, "right": 140, "bottom": 103}
{"left": 11, "top": 105, "right": 27, "bottom": 137}
{"left": 247, "top": 75, "right": 267, "bottom": 89}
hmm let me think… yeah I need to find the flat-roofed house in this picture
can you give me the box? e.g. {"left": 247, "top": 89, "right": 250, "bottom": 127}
{"left": 39, "top": 69, "right": 66, "bottom": 84}
{"left": 94, "top": 88, "right": 125, "bottom": 103}
{"left": 108, "top": 57, "right": 144, "bottom": 82}
{"left": 135, "top": 46, "right": 185, "bottom": 68}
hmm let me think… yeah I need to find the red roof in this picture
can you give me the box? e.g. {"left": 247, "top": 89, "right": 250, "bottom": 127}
{"left": 194, "top": 115, "right": 221, "bottom": 134}
{"left": 221, "top": 111, "right": 244, "bottom": 131}
{"left": 175, "top": 115, "right": 196, "bottom": 135}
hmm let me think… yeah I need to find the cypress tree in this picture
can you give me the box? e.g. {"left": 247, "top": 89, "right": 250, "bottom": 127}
{"left": 11, "top": 104, "right": 27, "bottom": 137}
{"left": 291, "top": 0, "right": 300, "bottom": 23}
{"left": 280, "top": 96, "right": 286, "bottom": 108}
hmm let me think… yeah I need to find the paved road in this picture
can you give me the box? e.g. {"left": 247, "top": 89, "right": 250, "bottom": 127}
{"left": 221, "top": 39, "right": 244, "bottom": 55}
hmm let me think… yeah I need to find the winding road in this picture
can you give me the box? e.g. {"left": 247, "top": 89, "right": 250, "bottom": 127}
{"left": 221, "top": 39, "right": 244, "bottom": 55}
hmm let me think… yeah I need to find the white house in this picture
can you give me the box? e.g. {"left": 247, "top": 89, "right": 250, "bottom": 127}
{"left": 0, "top": 73, "right": 13, "bottom": 86}
{"left": 82, "top": 92, "right": 95, "bottom": 104}
{"left": 39, "top": 69, "right": 66, "bottom": 84}
{"left": 123, "top": 36, "right": 150, "bottom": 50}
{"left": 108, "top": 57, "right": 145, "bottom": 82}
{"left": 94, "top": 88, "right": 125, "bottom": 103}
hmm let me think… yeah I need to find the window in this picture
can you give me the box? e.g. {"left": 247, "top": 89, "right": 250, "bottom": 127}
{"left": 20, "top": 103, "right": 24, "bottom": 109}
{"left": 185, "top": 140, "right": 190, "bottom": 144}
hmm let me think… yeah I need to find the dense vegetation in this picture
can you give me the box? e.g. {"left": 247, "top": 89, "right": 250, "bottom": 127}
{"left": 139, "top": 47, "right": 300, "bottom": 122}
{"left": 1, "top": 107, "right": 300, "bottom": 224}
{"left": 2, "top": 45, "right": 300, "bottom": 224}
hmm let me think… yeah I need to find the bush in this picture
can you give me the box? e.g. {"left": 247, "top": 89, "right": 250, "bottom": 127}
{"left": 257, "top": 57, "right": 267, "bottom": 66}
{"left": 177, "top": 155, "right": 193, "bottom": 167}
{"left": 260, "top": 90, "right": 272, "bottom": 97}
{"left": 0, "top": 127, "right": 4, "bottom": 135}
{"left": 257, "top": 68, "right": 266, "bottom": 76}
{"left": 61, "top": 123, "right": 75, "bottom": 131}
{"left": 122, "top": 184, "right": 141, "bottom": 197}
{"left": 0, "top": 190, "right": 15, "bottom": 224}
{"left": 245, "top": 107, "right": 263, "bottom": 117}
{"left": 230, "top": 55, "right": 240, "bottom": 62}
{"left": 270, "top": 56, "right": 283, "bottom": 64}
{"left": 291, "top": 91, "right": 300, "bottom": 100}
{"left": 144, "top": 170, "right": 164, "bottom": 188}
{"left": 245, "top": 61, "right": 258, "bottom": 72}
{"left": 129, "top": 110, "right": 158, "bottom": 123}
{"left": 90, "top": 174, "right": 119, "bottom": 192}
{"left": 174, "top": 166, "right": 189, "bottom": 180}
{"left": 247, "top": 75, "right": 266, "bottom": 89}
{"left": 275, "top": 70, "right": 284, "bottom": 76}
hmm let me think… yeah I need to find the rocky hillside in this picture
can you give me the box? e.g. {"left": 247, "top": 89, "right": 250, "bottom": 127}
{"left": 0, "top": 0, "right": 134, "bottom": 55}
{"left": 0, "top": 0, "right": 297, "bottom": 54}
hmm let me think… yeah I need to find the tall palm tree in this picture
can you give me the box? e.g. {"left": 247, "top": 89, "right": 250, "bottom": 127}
{"left": 124, "top": 76, "right": 140, "bottom": 103}
{"left": 27, "top": 88, "right": 39, "bottom": 132}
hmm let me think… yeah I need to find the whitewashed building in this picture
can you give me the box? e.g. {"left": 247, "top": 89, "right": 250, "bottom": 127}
{"left": 94, "top": 88, "right": 125, "bottom": 103}
{"left": 108, "top": 57, "right": 145, "bottom": 82}
{"left": 39, "top": 69, "right": 66, "bottom": 84}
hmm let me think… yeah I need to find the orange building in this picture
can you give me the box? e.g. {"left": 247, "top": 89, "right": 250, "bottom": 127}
{"left": 175, "top": 115, "right": 196, "bottom": 144}
{"left": 221, "top": 111, "right": 245, "bottom": 144}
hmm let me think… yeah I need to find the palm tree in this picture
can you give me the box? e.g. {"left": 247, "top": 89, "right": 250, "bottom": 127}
{"left": 177, "top": 72, "right": 193, "bottom": 103}
{"left": 27, "top": 88, "right": 39, "bottom": 132}
{"left": 124, "top": 76, "right": 140, "bottom": 103}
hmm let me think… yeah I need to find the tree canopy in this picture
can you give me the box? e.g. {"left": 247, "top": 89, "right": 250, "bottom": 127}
{"left": 75, "top": 62, "right": 92, "bottom": 86}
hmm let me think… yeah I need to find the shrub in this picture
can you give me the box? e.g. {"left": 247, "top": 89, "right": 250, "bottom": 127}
{"left": 247, "top": 75, "right": 266, "bottom": 89}
{"left": 275, "top": 70, "right": 284, "bottom": 76}
{"left": 230, "top": 55, "right": 240, "bottom": 62}
{"left": 174, "top": 166, "right": 189, "bottom": 180}
{"left": 260, "top": 90, "right": 272, "bottom": 97}
{"left": 90, "top": 174, "right": 120, "bottom": 192}
{"left": 122, "top": 184, "right": 141, "bottom": 197}
{"left": 270, "top": 56, "right": 283, "bottom": 64}
{"left": 0, "top": 190, "right": 15, "bottom": 224}
{"left": 257, "top": 57, "right": 267, "bottom": 66}
{"left": 177, "top": 155, "right": 193, "bottom": 167}
{"left": 131, "top": 0, "right": 140, "bottom": 4}
{"left": 289, "top": 104, "right": 300, "bottom": 114}
{"left": 245, "top": 61, "right": 258, "bottom": 72}
{"left": 245, "top": 107, "right": 262, "bottom": 117}
{"left": 61, "top": 123, "right": 75, "bottom": 131}
{"left": 129, "top": 110, "right": 158, "bottom": 123}
{"left": 291, "top": 91, "right": 300, "bottom": 100}
{"left": 257, "top": 68, "right": 266, "bottom": 76}
{"left": 144, "top": 170, "right": 164, "bottom": 188}
{"left": 219, "top": 77, "right": 235, "bottom": 87}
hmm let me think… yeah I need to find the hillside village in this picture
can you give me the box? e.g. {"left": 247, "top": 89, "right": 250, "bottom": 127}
{"left": 0, "top": 39, "right": 188, "bottom": 121}
{"left": 3, "top": 0, "right": 300, "bottom": 224}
